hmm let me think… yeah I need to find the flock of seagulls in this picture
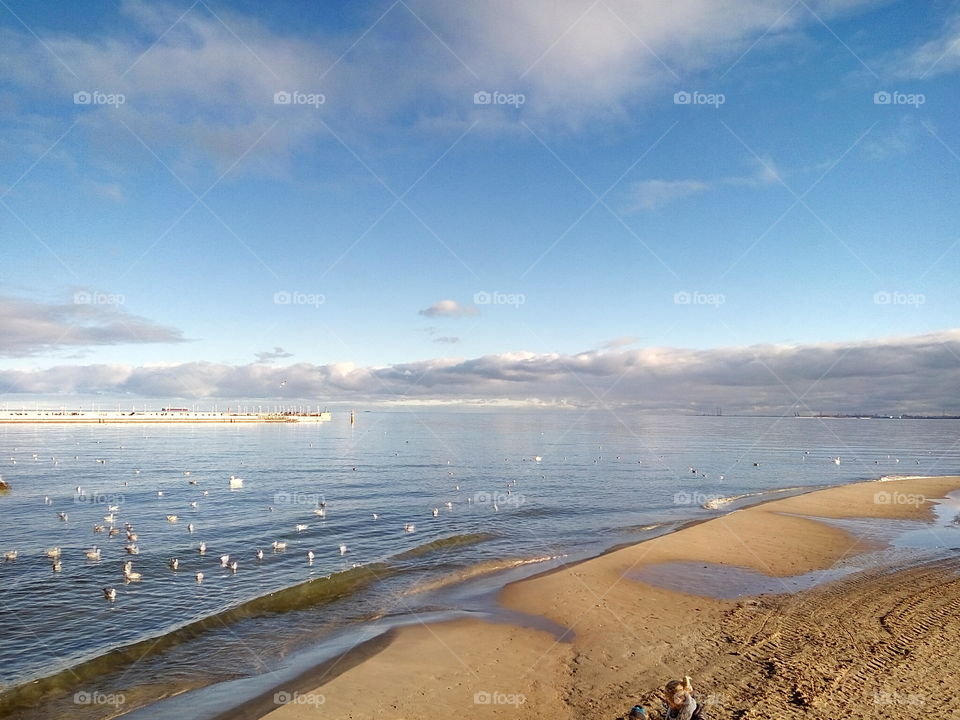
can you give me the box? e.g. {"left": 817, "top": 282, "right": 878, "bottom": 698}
{"left": 2, "top": 462, "right": 468, "bottom": 604}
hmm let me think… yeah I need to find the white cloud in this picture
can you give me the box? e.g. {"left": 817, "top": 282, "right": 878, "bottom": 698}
{"left": 630, "top": 179, "right": 710, "bottom": 210}
{"left": 4, "top": 330, "right": 959, "bottom": 415}
{"left": 629, "top": 158, "right": 782, "bottom": 210}
{"left": 889, "top": 14, "right": 960, "bottom": 79}
{"left": 0, "top": 0, "right": 895, "bottom": 180}
{"left": 0, "top": 295, "right": 186, "bottom": 357}
{"left": 254, "top": 347, "right": 293, "bottom": 363}
{"left": 418, "top": 300, "right": 479, "bottom": 318}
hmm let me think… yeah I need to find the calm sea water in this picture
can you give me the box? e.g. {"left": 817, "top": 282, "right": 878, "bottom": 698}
{"left": 0, "top": 410, "right": 958, "bottom": 718}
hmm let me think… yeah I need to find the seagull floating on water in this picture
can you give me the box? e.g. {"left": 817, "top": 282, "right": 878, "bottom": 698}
{"left": 255, "top": 549, "right": 264, "bottom": 560}
{"left": 85, "top": 547, "right": 101, "bottom": 560}
{"left": 219, "top": 554, "right": 230, "bottom": 567}
{"left": 169, "top": 558, "right": 179, "bottom": 570}
{"left": 103, "top": 587, "right": 116, "bottom": 601}
{"left": 195, "top": 572, "right": 204, "bottom": 583}
{"left": 272, "top": 541, "right": 287, "bottom": 551}
{"left": 295, "top": 524, "right": 308, "bottom": 532}
{"left": 198, "top": 541, "right": 207, "bottom": 555}
{"left": 45, "top": 547, "right": 61, "bottom": 559}
{"left": 339, "top": 544, "right": 348, "bottom": 556}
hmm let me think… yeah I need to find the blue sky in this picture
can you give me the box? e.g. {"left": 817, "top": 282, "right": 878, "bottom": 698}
{"left": 1, "top": 0, "right": 959, "bottom": 410}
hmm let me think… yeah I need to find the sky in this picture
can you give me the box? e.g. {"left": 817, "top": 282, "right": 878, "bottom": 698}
{"left": 0, "top": 0, "right": 959, "bottom": 413}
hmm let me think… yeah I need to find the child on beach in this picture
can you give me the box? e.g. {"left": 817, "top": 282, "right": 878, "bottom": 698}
{"left": 661, "top": 676, "right": 703, "bottom": 720}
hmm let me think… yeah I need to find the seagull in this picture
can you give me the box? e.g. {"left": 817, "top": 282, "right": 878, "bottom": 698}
{"left": 126, "top": 532, "right": 138, "bottom": 541}
{"left": 219, "top": 554, "right": 230, "bottom": 567}
{"left": 107, "top": 505, "right": 119, "bottom": 512}
{"left": 189, "top": 501, "right": 198, "bottom": 508}
{"left": 3, "top": 550, "right": 18, "bottom": 561}
{"left": 187, "top": 523, "right": 195, "bottom": 533}
{"left": 125, "top": 545, "right": 139, "bottom": 555}
{"left": 198, "top": 542, "right": 206, "bottom": 555}
{"left": 51, "top": 560, "right": 62, "bottom": 572}
{"left": 93, "top": 524, "right": 105, "bottom": 533}
{"left": 195, "top": 572, "right": 204, "bottom": 584}
{"left": 229, "top": 561, "right": 238, "bottom": 573}
{"left": 43, "top": 495, "right": 52, "bottom": 505}
{"left": 272, "top": 541, "right": 287, "bottom": 551}
{"left": 445, "top": 502, "right": 453, "bottom": 509}
{"left": 45, "top": 547, "right": 62, "bottom": 559}
{"left": 255, "top": 549, "right": 264, "bottom": 560}
{"left": 403, "top": 523, "right": 415, "bottom": 533}
{"left": 108, "top": 527, "right": 120, "bottom": 537}
{"left": 169, "top": 558, "right": 179, "bottom": 570}
{"left": 307, "top": 550, "right": 315, "bottom": 561}
{"left": 103, "top": 587, "right": 117, "bottom": 601}
{"left": 229, "top": 475, "right": 243, "bottom": 489}
{"left": 833, "top": 457, "right": 841, "bottom": 465}
{"left": 57, "top": 512, "right": 68, "bottom": 521}
{"left": 85, "top": 547, "right": 101, "bottom": 560}
{"left": 166, "top": 515, "right": 178, "bottom": 523}
{"left": 372, "top": 513, "right": 379, "bottom": 520}
{"left": 432, "top": 508, "right": 439, "bottom": 517}
{"left": 313, "top": 507, "right": 326, "bottom": 518}
{"left": 123, "top": 562, "right": 141, "bottom": 582}
{"left": 157, "top": 491, "right": 164, "bottom": 497}
{"left": 295, "top": 524, "right": 308, "bottom": 532}
{"left": 103, "top": 513, "right": 116, "bottom": 523}
{"left": 339, "top": 544, "right": 348, "bottom": 556}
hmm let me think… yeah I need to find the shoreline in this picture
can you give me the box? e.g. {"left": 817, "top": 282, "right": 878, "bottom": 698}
{"left": 244, "top": 474, "right": 960, "bottom": 719}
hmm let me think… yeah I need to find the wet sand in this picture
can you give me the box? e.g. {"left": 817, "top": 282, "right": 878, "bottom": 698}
{"left": 255, "top": 476, "right": 960, "bottom": 719}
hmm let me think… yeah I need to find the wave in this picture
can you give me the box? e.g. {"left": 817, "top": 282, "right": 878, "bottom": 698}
{"left": 402, "top": 554, "right": 567, "bottom": 596}
{"left": 617, "top": 522, "right": 670, "bottom": 534}
{"left": 392, "top": 532, "right": 495, "bottom": 560}
{"left": 0, "top": 562, "right": 392, "bottom": 716}
{"left": 701, "top": 486, "right": 806, "bottom": 510}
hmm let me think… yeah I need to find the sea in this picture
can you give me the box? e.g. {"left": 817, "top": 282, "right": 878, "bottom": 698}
{"left": 1, "top": 410, "right": 958, "bottom": 719}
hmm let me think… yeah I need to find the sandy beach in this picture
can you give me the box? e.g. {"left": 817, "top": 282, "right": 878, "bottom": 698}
{"left": 250, "top": 475, "right": 960, "bottom": 719}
